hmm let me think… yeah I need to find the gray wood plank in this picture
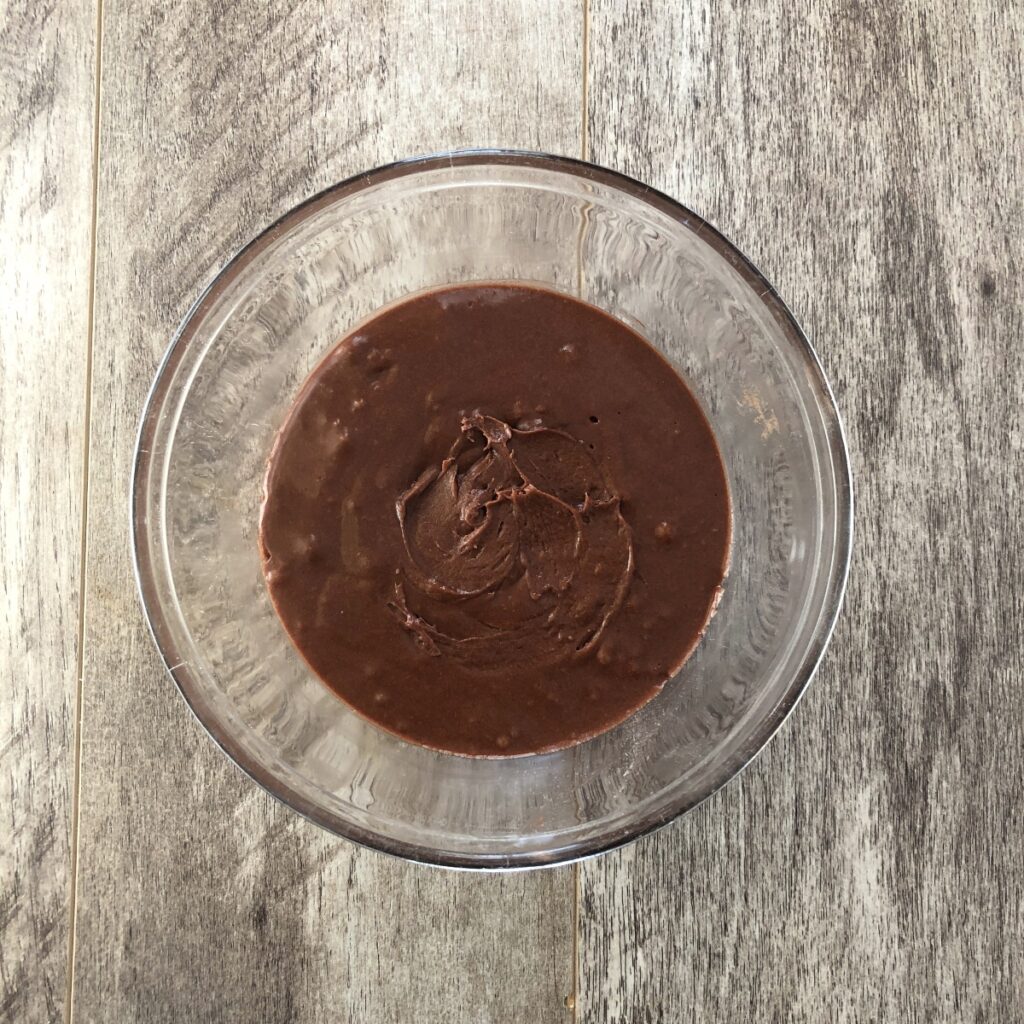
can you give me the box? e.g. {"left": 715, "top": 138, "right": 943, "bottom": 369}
{"left": 0, "top": 3, "right": 95, "bottom": 1022}
{"left": 72, "top": 2, "right": 580, "bottom": 1021}
{"left": 581, "top": 2, "right": 1023, "bottom": 1021}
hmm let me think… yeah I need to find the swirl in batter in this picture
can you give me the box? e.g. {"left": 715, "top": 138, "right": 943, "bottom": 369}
{"left": 390, "top": 412, "right": 633, "bottom": 666}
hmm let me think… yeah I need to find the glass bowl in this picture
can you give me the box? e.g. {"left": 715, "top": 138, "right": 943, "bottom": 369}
{"left": 132, "top": 151, "right": 852, "bottom": 869}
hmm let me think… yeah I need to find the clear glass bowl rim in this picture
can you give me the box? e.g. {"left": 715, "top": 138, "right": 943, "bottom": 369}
{"left": 131, "top": 148, "right": 854, "bottom": 870}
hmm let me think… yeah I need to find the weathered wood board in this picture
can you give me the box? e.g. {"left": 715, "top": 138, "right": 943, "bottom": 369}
{"left": 579, "top": 3, "right": 1024, "bottom": 1021}
{"left": 71, "top": 2, "right": 581, "bottom": 1021}
{"left": 0, "top": 2, "right": 95, "bottom": 1021}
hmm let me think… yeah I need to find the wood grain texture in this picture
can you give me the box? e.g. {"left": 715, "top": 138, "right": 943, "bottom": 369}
{"left": 0, "top": 3, "right": 95, "bottom": 1022}
{"left": 580, "top": 2, "right": 1023, "bottom": 1021}
{"left": 72, "top": 2, "right": 580, "bottom": 1021}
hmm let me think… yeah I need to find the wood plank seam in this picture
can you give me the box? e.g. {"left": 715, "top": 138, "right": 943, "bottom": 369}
{"left": 63, "top": 0, "right": 105, "bottom": 1020}
{"left": 573, "top": 2, "right": 589, "bottom": 1017}
{"left": 581, "top": 0, "right": 590, "bottom": 163}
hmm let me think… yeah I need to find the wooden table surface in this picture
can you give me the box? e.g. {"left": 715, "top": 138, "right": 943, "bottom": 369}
{"left": 3, "top": 2, "right": 1022, "bottom": 1021}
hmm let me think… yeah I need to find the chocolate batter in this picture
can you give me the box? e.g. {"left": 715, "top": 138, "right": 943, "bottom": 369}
{"left": 259, "top": 284, "right": 731, "bottom": 756}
